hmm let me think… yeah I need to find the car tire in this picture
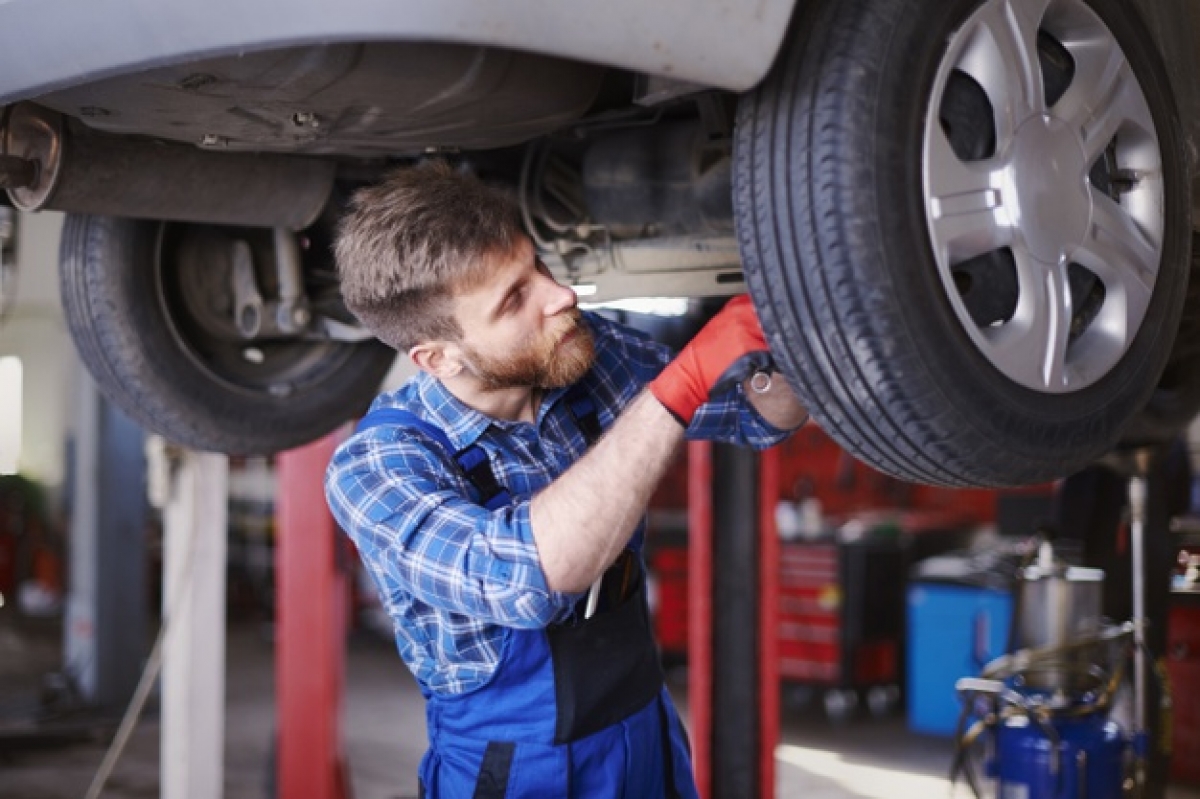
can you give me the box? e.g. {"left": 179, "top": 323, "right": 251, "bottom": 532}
{"left": 734, "top": 0, "right": 1190, "bottom": 487}
{"left": 60, "top": 214, "right": 395, "bottom": 455}
{"left": 1120, "top": 234, "right": 1200, "bottom": 447}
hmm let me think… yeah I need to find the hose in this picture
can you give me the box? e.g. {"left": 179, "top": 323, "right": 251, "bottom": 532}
{"left": 83, "top": 623, "right": 168, "bottom": 799}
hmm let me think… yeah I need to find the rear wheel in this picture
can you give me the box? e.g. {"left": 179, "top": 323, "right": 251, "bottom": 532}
{"left": 59, "top": 215, "right": 395, "bottom": 455}
{"left": 735, "top": 0, "right": 1189, "bottom": 487}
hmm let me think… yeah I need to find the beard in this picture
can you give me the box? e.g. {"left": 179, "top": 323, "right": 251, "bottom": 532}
{"left": 463, "top": 310, "right": 596, "bottom": 391}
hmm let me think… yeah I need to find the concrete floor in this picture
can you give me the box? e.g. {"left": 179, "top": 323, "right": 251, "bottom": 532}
{"left": 2, "top": 609, "right": 1199, "bottom": 799}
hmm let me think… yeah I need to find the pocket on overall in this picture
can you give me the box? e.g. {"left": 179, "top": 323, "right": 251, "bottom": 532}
{"left": 547, "top": 567, "right": 665, "bottom": 744}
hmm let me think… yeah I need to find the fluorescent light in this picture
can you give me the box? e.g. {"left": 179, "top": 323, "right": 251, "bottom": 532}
{"left": 571, "top": 283, "right": 599, "bottom": 297}
{"left": 580, "top": 297, "right": 691, "bottom": 317}
{"left": 0, "top": 356, "right": 21, "bottom": 475}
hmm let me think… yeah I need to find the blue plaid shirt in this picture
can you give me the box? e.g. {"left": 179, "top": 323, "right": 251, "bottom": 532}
{"left": 325, "top": 312, "right": 791, "bottom": 695}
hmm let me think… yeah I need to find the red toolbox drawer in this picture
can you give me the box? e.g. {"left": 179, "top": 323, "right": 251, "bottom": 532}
{"left": 1169, "top": 601, "right": 1200, "bottom": 785}
{"left": 777, "top": 539, "right": 905, "bottom": 690}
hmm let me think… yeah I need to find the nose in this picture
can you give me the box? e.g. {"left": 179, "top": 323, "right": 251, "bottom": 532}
{"left": 541, "top": 274, "right": 577, "bottom": 317}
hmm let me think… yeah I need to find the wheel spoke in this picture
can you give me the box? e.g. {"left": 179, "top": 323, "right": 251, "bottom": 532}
{"left": 1073, "top": 190, "right": 1158, "bottom": 334}
{"left": 1080, "top": 190, "right": 1159, "bottom": 294}
{"left": 1056, "top": 37, "right": 1152, "bottom": 164}
{"left": 1037, "top": 261, "right": 1074, "bottom": 390}
{"left": 958, "top": 0, "right": 1050, "bottom": 142}
{"left": 983, "top": 252, "right": 1073, "bottom": 390}
{"left": 926, "top": 125, "right": 1013, "bottom": 263}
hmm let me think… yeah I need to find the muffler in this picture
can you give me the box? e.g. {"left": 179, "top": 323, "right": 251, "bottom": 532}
{"left": 1, "top": 103, "right": 334, "bottom": 230}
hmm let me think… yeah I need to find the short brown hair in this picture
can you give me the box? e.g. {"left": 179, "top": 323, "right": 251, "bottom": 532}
{"left": 334, "top": 160, "right": 525, "bottom": 351}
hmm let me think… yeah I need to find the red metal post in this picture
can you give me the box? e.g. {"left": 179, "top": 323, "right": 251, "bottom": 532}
{"left": 275, "top": 431, "right": 352, "bottom": 799}
{"left": 759, "top": 447, "right": 781, "bottom": 798}
{"left": 688, "top": 441, "right": 713, "bottom": 799}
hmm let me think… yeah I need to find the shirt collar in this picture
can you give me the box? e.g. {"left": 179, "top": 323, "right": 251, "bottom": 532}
{"left": 395, "top": 357, "right": 581, "bottom": 451}
{"left": 411, "top": 371, "right": 494, "bottom": 450}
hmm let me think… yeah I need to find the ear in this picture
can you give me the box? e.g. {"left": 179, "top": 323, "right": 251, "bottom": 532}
{"left": 409, "top": 341, "right": 467, "bottom": 379}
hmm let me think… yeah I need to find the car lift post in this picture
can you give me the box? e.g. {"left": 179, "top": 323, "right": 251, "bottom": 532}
{"left": 275, "top": 431, "right": 352, "bottom": 799}
{"left": 160, "top": 449, "right": 228, "bottom": 799}
{"left": 688, "top": 441, "right": 780, "bottom": 799}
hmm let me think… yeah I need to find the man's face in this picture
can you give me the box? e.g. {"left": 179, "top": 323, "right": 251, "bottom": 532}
{"left": 452, "top": 238, "right": 595, "bottom": 391}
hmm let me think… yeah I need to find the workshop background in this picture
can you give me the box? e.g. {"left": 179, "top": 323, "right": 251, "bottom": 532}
{"left": 3, "top": 210, "right": 1200, "bottom": 798}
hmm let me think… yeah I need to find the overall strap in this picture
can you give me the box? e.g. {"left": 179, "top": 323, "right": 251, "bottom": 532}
{"left": 562, "top": 383, "right": 602, "bottom": 446}
{"left": 356, "top": 408, "right": 512, "bottom": 511}
{"left": 356, "top": 386, "right": 602, "bottom": 512}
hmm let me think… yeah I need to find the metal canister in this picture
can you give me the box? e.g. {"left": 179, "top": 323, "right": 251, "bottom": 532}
{"left": 1013, "top": 543, "right": 1105, "bottom": 691}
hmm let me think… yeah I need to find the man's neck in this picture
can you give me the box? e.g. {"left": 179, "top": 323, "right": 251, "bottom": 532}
{"left": 440, "top": 374, "right": 541, "bottom": 424}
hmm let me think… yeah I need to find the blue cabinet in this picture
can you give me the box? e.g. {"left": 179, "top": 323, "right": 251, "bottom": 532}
{"left": 906, "top": 583, "right": 1013, "bottom": 736}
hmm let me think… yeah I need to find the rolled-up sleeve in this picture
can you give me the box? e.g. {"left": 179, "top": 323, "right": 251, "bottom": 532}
{"left": 325, "top": 432, "right": 577, "bottom": 629}
{"left": 686, "top": 381, "right": 796, "bottom": 450}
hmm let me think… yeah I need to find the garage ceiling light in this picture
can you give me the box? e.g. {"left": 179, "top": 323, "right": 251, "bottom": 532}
{"left": 0, "top": 356, "right": 22, "bottom": 475}
{"left": 580, "top": 297, "right": 690, "bottom": 317}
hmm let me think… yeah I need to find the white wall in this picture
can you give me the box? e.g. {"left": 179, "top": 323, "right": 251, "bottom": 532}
{"left": 380, "top": 352, "right": 418, "bottom": 392}
{"left": 0, "top": 211, "right": 73, "bottom": 501}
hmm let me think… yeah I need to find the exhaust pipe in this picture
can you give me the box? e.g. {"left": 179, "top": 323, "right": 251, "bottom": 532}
{"left": 1, "top": 103, "right": 335, "bottom": 230}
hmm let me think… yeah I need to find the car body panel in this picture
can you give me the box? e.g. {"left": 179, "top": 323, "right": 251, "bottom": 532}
{"left": 30, "top": 43, "right": 610, "bottom": 155}
{"left": 0, "top": 0, "right": 798, "bottom": 105}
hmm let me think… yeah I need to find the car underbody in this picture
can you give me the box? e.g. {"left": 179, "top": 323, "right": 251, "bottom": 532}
{"left": 2, "top": 0, "right": 1200, "bottom": 486}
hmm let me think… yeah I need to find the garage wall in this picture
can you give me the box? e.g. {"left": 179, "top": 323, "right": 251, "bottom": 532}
{"left": 0, "top": 211, "right": 74, "bottom": 504}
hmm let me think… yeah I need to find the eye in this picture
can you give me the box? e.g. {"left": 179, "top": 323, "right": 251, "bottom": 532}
{"left": 504, "top": 286, "right": 526, "bottom": 315}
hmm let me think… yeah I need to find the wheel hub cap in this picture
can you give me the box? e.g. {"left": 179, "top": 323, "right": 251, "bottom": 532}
{"left": 922, "top": 0, "right": 1165, "bottom": 394}
{"left": 1010, "top": 115, "right": 1090, "bottom": 265}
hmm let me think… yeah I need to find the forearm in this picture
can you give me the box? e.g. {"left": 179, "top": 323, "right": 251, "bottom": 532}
{"left": 744, "top": 371, "right": 809, "bottom": 430}
{"left": 530, "top": 391, "right": 685, "bottom": 593}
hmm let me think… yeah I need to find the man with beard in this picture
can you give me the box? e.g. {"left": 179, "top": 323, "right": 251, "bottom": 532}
{"left": 324, "top": 161, "right": 808, "bottom": 799}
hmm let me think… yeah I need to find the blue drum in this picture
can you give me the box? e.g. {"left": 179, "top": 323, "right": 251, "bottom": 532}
{"left": 993, "top": 713, "right": 1126, "bottom": 799}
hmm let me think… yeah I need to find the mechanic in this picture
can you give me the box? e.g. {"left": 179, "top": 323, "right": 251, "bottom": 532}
{"left": 324, "top": 160, "right": 808, "bottom": 798}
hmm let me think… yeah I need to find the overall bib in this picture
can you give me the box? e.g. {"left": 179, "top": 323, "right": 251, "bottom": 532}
{"left": 420, "top": 553, "right": 696, "bottom": 798}
{"left": 358, "top": 389, "right": 698, "bottom": 799}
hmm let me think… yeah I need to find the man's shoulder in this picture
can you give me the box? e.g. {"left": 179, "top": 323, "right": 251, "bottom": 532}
{"left": 337, "top": 376, "right": 447, "bottom": 456}
{"left": 360, "top": 372, "right": 457, "bottom": 429}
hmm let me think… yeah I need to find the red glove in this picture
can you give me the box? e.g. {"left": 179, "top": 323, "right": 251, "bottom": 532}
{"left": 649, "top": 295, "right": 775, "bottom": 425}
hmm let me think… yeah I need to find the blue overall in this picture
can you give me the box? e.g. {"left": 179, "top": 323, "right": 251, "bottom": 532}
{"left": 358, "top": 390, "right": 699, "bottom": 799}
